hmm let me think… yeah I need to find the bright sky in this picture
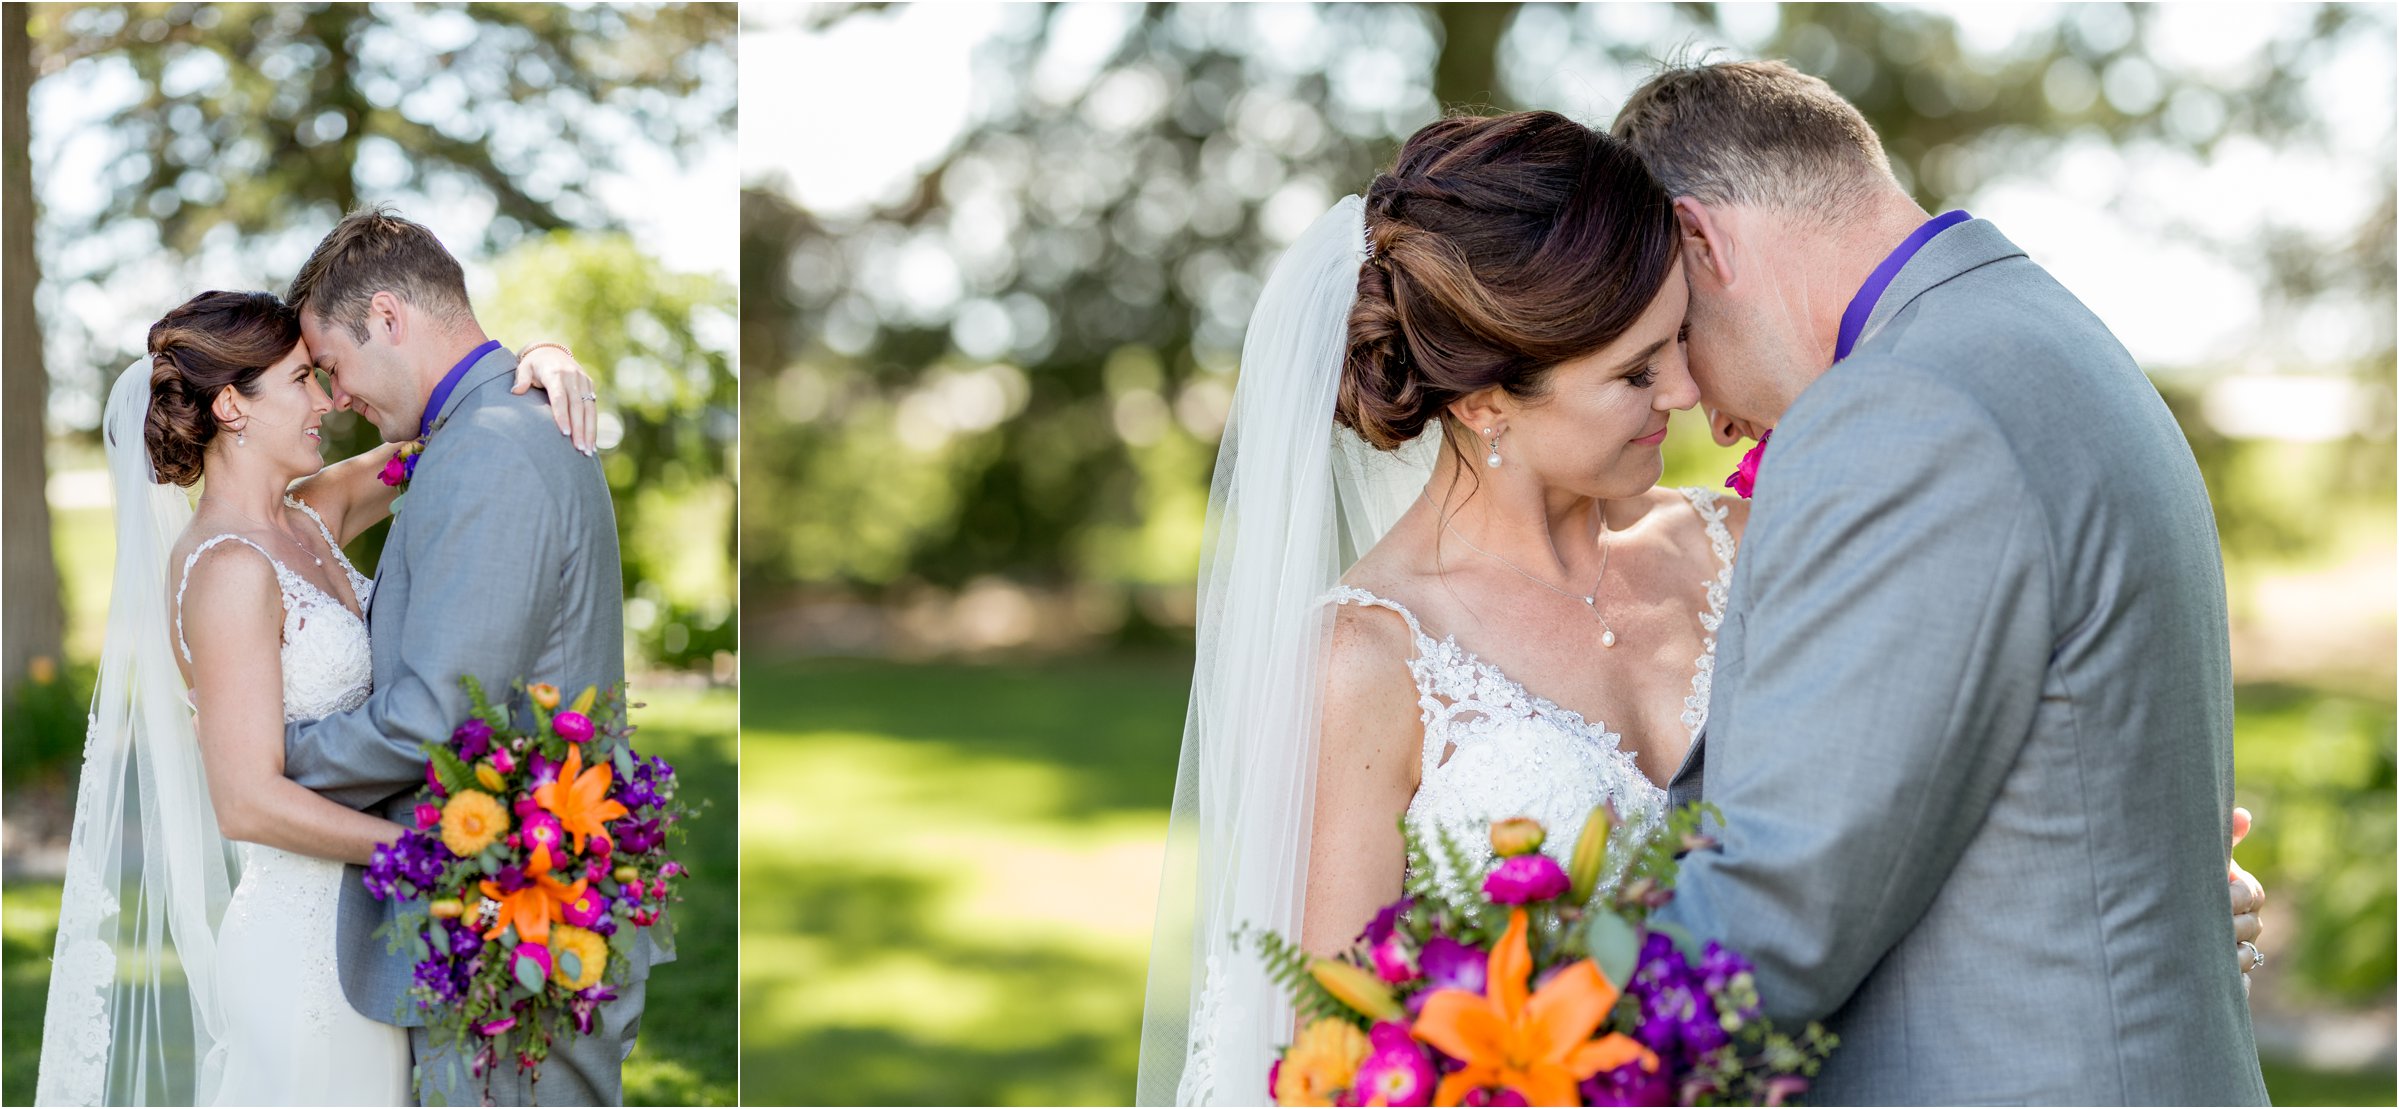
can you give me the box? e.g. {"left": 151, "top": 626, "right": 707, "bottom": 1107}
{"left": 32, "top": 16, "right": 737, "bottom": 431}
{"left": 743, "top": 1, "right": 2395, "bottom": 405}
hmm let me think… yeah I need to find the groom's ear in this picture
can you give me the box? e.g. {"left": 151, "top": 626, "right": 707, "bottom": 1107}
{"left": 366, "top": 291, "right": 407, "bottom": 347}
{"left": 1673, "top": 197, "right": 1738, "bottom": 290}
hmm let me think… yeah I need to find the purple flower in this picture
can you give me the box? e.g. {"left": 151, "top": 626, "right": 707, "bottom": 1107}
{"left": 1352, "top": 1022, "right": 1435, "bottom": 1107}
{"left": 491, "top": 863, "right": 530, "bottom": 895}
{"left": 1459, "top": 1088, "right": 1528, "bottom": 1107}
{"left": 1410, "top": 936, "right": 1488, "bottom": 1015}
{"left": 527, "top": 750, "right": 560, "bottom": 791}
{"left": 452, "top": 719, "right": 494, "bottom": 761}
{"left": 1481, "top": 854, "right": 1570, "bottom": 904}
{"left": 613, "top": 817, "right": 664, "bottom": 855}
{"left": 1360, "top": 898, "right": 1413, "bottom": 946}
{"left": 1580, "top": 1059, "right": 1672, "bottom": 1107}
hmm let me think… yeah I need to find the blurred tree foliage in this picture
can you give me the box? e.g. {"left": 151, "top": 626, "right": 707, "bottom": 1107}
{"left": 743, "top": 2, "right": 2393, "bottom": 603}
{"left": 742, "top": 3, "right": 2394, "bottom": 1004}
{"left": 8, "top": 1, "right": 737, "bottom": 680}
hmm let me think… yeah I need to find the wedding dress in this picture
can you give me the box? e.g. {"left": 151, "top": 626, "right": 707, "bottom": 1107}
{"left": 176, "top": 499, "right": 409, "bottom": 1106}
{"left": 36, "top": 361, "right": 406, "bottom": 1106}
{"left": 1327, "top": 486, "right": 1736, "bottom": 903}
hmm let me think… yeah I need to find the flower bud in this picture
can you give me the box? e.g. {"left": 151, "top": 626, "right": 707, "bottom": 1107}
{"left": 429, "top": 898, "right": 466, "bottom": 919}
{"left": 1488, "top": 817, "right": 1545, "bottom": 858}
{"left": 1310, "top": 959, "right": 1405, "bottom": 1022}
{"left": 528, "top": 683, "right": 561, "bottom": 711}
{"left": 475, "top": 762, "right": 505, "bottom": 793}
{"left": 613, "top": 865, "right": 640, "bottom": 884}
{"left": 1566, "top": 803, "right": 1616, "bottom": 905}
{"left": 553, "top": 710, "right": 596, "bottom": 745}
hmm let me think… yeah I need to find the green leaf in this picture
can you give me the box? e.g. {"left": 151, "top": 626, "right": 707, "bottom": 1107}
{"left": 513, "top": 955, "right": 546, "bottom": 993}
{"left": 558, "top": 951, "right": 582, "bottom": 982}
{"left": 1585, "top": 909, "right": 1642, "bottom": 988}
{"left": 427, "top": 746, "right": 478, "bottom": 796}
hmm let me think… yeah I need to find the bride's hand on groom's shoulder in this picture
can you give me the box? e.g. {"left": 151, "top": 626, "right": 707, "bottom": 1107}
{"left": 511, "top": 341, "right": 601, "bottom": 456}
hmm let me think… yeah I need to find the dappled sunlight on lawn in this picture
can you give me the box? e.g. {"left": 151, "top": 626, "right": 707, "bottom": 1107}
{"left": 739, "top": 656, "right": 1185, "bottom": 1105}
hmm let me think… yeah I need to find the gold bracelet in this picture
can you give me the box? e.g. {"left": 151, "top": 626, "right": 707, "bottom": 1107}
{"left": 520, "top": 341, "right": 573, "bottom": 360}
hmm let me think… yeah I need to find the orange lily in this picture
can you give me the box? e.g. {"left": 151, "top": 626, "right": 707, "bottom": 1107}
{"left": 476, "top": 853, "right": 590, "bottom": 945}
{"left": 533, "top": 745, "right": 630, "bottom": 854}
{"left": 1411, "top": 909, "right": 1657, "bottom": 1107}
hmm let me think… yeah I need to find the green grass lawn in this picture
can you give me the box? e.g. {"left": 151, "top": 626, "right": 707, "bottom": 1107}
{"left": 739, "top": 654, "right": 1187, "bottom": 1105}
{"left": 739, "top": 654, "right": 2394, "bottom": 1107}
{"left": 1, "top": 683, "right": 736, "bottom": 1107}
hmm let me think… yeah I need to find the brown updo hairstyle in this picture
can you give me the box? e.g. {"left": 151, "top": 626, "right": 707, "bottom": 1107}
{"left": 1339, "top": 110, "right": 1680, "bottom": 465}
{"left": 144, "top": 290, "right": 304, "bottom": 486}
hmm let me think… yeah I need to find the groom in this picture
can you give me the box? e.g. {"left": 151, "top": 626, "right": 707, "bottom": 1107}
{"left": 1613, "top": 62, "right": 2268, "bottom": 1103}
{"left": 279, "top": 207, "right": 663, "bottom": 1105}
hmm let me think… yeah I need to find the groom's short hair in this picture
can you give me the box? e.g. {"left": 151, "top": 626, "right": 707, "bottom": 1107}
{"left": 286, "top": 205, "right": 474, "bottom": 342}
{"left": 1613, "top": 59, "right": 1896, "bottom": 221}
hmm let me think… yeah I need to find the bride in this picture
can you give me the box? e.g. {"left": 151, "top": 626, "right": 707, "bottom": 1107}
{"left": 1137, "top": 111, "right": 2264, "bottom": 1106}
{"left": 35, "top": 289, "right": 600, "bottom": 1106}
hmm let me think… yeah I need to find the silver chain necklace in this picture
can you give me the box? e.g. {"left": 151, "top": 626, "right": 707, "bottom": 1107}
{"left": 1435, "top": 499, "right": 1618, "bottom": 648}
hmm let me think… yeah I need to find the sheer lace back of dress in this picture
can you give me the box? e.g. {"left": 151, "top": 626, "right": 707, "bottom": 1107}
{"left": 172, "top": 497, "right": 373, "bottom": 722}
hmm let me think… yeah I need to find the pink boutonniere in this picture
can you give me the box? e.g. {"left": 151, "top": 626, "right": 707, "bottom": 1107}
{"left": 1725, "top": 429, "right": 1771, "bottom": 499}
{"left": 380, "top": 439, "right": 426, "bottom": 488}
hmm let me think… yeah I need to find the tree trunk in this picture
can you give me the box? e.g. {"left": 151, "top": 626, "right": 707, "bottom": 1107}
{"left": 3, "top": 4, "right": 65, "bottom": 705}
{"left": 1432, "top": 3, "right": 1520, "bottom": 111}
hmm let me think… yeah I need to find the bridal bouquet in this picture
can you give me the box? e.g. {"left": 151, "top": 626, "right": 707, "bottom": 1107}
{"left": 1250, "top": 806, "right": 1834, "bottom": 1107}
{"left": 364, "top": 677, "right": 691, "bottom": 1089}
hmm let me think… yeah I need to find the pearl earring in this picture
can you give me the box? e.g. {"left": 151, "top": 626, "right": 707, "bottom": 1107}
{"left": 1484, "top": 426, "right": 1503, "bottom": 468}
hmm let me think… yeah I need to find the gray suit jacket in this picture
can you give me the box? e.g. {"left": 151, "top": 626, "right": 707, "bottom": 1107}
{"left": 1658, "top": 220, "right": 2267, "bottom": 1104}
{"left": 284, "top": 346, "right": 665, "bottom": 1104}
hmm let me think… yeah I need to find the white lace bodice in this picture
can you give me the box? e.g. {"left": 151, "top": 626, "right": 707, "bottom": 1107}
{"left": 1329, "top": 487, "right": 1737, "bottom": 902}
{"left": 175, "top": 497, "right": 374, "bottom": 723}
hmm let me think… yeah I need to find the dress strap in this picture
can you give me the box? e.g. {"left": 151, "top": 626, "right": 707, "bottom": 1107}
{"left": 176, "top": 535, "right": 288, "bottom": 664}
{"left": 1324, "top": 585, "right": 1449, "bottom": 780}
{"left": 283, "top": 494, "right": 366, "bottom": 583}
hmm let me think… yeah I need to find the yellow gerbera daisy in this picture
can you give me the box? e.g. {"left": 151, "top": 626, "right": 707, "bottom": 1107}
{"left": 440, "top": 789, "right": 510, "bottom": 857}
{"left": 549, "top": 923, "right": 609, "bottom": 991}
{"left": 1275, "top": 1018, "right": 1369, "bottom": 1107}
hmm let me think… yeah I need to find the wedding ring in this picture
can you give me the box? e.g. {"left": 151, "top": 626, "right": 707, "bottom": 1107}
{"left": 2239, "top": 941, "right": 2264, "bottom": 973}
{"left": 582, "top": 392, "right": 598, "bottom": 401}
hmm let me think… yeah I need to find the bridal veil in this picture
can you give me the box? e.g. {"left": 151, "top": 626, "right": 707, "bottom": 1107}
{"left": 35, "top": 361, "right": 235, "bottom": 1105}
{"left": 1134, "top": 196, "right": 1438, "bottom": 1105}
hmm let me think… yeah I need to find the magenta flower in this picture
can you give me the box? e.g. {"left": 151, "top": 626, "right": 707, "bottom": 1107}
{"left": 1482, "top": 853, "right": 1570, "bottom": 904}
{"left": 379, "top": 454, "right": 409, "bottom": 487}
{"left": 476, "top": 1016, "right": 517, "bottom": 1037}
{"left": 425, "top": 762, "right": 448, "bottom": 798}
{"left": 522, "top": 811, "right": 567, "bottom": 865}
{"left": 553, "top": 710, "right": 595, "bottom": 744}
{"left": 560, "top": 887, "right": 608, "bottom": 928}
{"left": 659, "top": 860, "right": 681, "bottom": 878}
{"left": 1725, "top": 429, "right": 1772, "bottom": 499}
{"left": 491, "top": 746, "right": 517, "bottom": 775}
{"left": 1370, "top": 932, "right": 1419, "bottom": 984}
{"left": 414, "top": 803, "right": 441, "bottom": 831}
{"left": 1352, "top": 1022, "right": 1435, "bottom": 1107}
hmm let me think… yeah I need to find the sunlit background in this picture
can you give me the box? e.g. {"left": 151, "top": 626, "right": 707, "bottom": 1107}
{"left": 739, "top": 3, "right": 2395, "bottom": 1104}
{"left": 0, "top": 4, "right": 738, "bottom": 1104}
